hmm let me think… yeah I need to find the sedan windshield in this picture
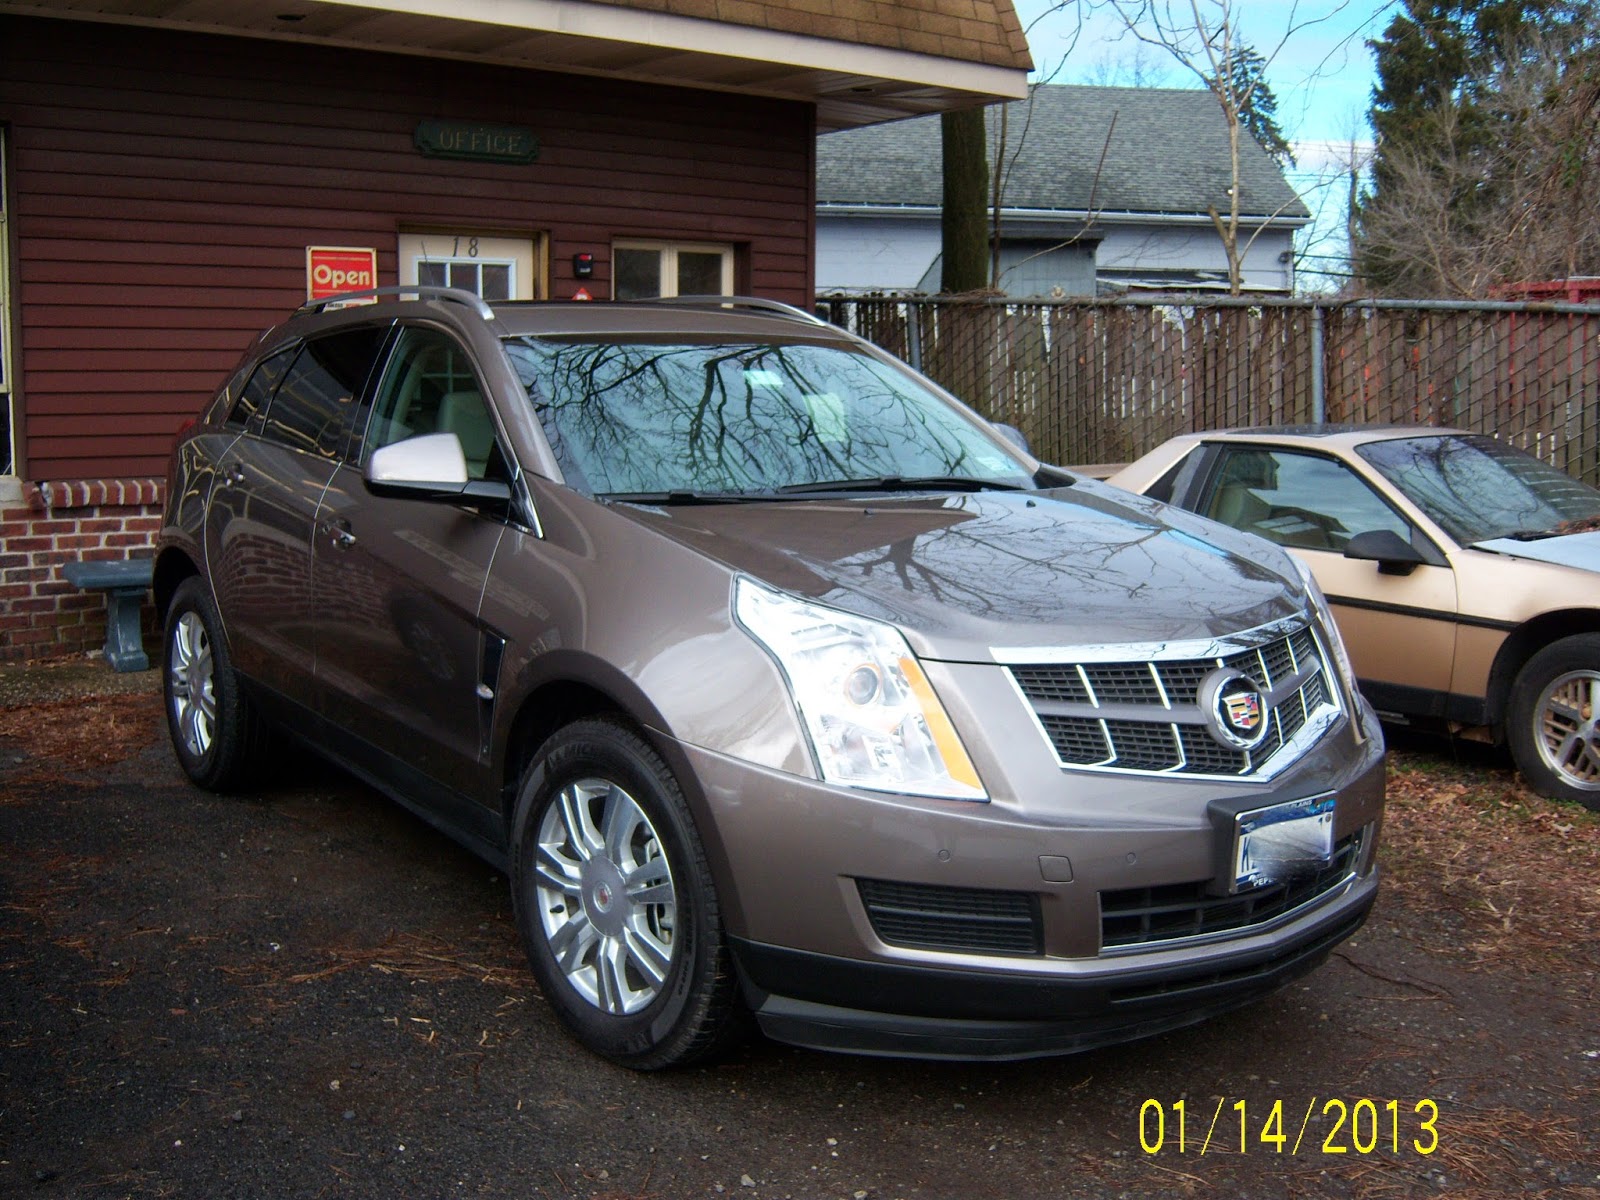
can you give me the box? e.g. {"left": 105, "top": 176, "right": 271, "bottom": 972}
{"left": 1357, "top": 434, "right": 1600, "bottom": 544}
{"left": 503, "top": 338, "right": 1031, "bottom": 498}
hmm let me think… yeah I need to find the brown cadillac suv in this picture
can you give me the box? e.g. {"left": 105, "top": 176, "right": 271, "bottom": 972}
{"left": 156, "top": 289, "right": 1385, "bottom": 1068}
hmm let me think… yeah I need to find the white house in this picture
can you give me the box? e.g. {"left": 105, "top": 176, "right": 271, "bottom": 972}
{"left": 817, "top": 84, "right": 1312, "bottom": 296}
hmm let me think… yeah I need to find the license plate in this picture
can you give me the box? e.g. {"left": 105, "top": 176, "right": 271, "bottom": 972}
{"left": 1232, "top": 794, "right": 1335, "bottom": 891}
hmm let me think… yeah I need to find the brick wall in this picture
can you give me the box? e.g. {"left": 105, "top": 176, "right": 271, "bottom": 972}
{"left": 0, "top": 478, "right": 163, "bottom": 663}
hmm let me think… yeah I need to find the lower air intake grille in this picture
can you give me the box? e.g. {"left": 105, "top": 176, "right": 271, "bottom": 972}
{"left": 857, "top": 879, "right": 1042, "bottom": 956}
{"left": 1100, "top": 831, "right": 1363, "bottom": 950}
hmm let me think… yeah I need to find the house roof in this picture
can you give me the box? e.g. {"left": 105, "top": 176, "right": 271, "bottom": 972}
{"left": 0, "top": 0, "right": 1032, "bottom": 130}
{"left": 818, "top": 84, "right": 1311, "bottom": 220}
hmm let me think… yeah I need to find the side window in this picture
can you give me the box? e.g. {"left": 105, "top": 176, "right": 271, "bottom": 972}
{"left": 261, "top": 326, "right": 387, "bottom": 459}
{"left": 1202, "top": 448, "right": 1412, "bottom": 552}
{"left": 226, "top": 347, "right": 295, "bottom": 429}
{"left": 363, "top": 326, "right": 502, "bottom": 481}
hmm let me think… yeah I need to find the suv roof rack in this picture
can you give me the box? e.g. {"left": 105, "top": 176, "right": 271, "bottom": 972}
{"left": 296, "top": 286, "right": 495, "bottom": 320}
{"left": 639, "top": 295, "right": 827, "bottom": 326}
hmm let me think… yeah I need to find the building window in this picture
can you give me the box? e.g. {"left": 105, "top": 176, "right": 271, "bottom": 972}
{"left": 1, "top": 129, "right": 13, "bottom": 478}
{"left": 400, "top": 231, "right": 544, "bottom": 302}
{"left": 613, "top": 241, "right": 734, "bottom": 300}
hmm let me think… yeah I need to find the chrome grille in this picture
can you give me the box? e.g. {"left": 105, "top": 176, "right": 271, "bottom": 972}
{"left": 1005, "top": 620, "right": 1341, "bottom": 778}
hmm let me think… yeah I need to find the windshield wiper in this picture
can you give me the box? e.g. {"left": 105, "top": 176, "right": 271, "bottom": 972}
{"left": 774, "top": 475, "right": 1027, "bottom": 496}
{"left": 601, "top": 489, "right": 772, "bottom": 506}
{"left": 1496, "top": 527, "right": 1564, "bottom": 542}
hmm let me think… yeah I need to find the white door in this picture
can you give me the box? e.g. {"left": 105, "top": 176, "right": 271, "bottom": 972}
{"left": 399, "top": 231, "right": 542, "bottom": 301}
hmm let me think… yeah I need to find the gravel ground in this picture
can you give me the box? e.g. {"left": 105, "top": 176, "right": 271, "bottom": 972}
{"left": 1, "top": 660, "right": 1596, "bottom": 1199}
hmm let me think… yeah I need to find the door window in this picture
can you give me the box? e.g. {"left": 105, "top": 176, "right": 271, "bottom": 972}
{"left": 1201, "top": 448, "right": 1413, "bottom": 552}
{"left": 362, "top": 326, "right": 502, "bottom": 481}
{"left": 226, "top": 346, "right": 296, "bottom": 430}
{"left": 261, "top": 326, "right": 388, "bottom": 460}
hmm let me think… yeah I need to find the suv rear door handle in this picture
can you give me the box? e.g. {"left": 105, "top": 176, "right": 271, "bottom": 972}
{"left": 319, "top": 518, "right": 357, "bottom": 550}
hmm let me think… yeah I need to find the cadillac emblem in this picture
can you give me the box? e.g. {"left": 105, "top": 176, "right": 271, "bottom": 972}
{"left": 1199, "top": 668, "right": 1271, "bottom": 751}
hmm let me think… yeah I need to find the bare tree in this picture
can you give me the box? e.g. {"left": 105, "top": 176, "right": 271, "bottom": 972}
{"left": 1077, "top": 0, "right": 1352, "bottom": 294}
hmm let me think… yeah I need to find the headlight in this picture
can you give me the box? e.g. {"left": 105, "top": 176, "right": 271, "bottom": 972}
{"left": 734, "top": 578, "right": 987, "bottom": 801}
{"left": 1289, "top": 555, "right": 1358, "bottom": 695}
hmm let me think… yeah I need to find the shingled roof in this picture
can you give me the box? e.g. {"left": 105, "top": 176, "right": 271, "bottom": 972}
{"left": 818, "top": 84, "right": 1310, "bottom": 220}
{"left": 591, "top": 0, "right": 1032, "bottom": 72}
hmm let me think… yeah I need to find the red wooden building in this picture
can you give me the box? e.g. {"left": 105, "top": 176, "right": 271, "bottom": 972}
{"left": 0, "top": 0, "right": 1031, "bottom": 660}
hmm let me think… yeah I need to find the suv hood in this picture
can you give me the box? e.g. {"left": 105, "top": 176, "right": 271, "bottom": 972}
{"left": 614, "top": 481, "right": 1307, "bottom": 661}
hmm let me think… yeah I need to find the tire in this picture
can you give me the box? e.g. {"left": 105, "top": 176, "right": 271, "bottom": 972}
{"left": 509, "top": 718, "right": 744, "bottom": 1069}
{"left": 162, "top": 576, "right": 271, "bottom": 791}
{"left": 1506, "top": 634, "right": 1600, "bottom": 811}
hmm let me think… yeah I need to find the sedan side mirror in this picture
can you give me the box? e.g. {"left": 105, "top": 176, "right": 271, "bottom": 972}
{"left": 992, "top": 422, "right": 1031, "bottom": 456}
{"left": 1344, "top": 528, "right": 1425, "bottom": 576}
{"left": 366, "top": 432, "right": 512, "bottom": 504}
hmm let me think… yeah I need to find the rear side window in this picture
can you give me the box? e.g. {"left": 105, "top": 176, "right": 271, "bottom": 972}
{"left": 262, "top": 326, "right": 388, "bottom": 459}
{"left": 226, "top": 347, "right": 295, "bottom": 429}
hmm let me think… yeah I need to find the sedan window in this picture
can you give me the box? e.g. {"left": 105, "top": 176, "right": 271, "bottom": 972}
{"left": 1201, "top": 448, "right": 1412, "bottom": 552}
{"left": 1357, "top": 434, "right": 1600, "bottom": 544}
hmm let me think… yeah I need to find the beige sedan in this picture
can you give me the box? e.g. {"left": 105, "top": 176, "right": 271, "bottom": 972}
{"left": 1110, "top": 427, "right": 1600, "bottom": 809}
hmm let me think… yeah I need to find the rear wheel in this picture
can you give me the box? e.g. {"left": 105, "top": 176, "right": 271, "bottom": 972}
{"left": 1506, "top": 634, "right": 1600, "bottom": 811}
{"left": 509, "top": 718, "right": 743, "bottom": 1069}
{"left": 163, "top": 576, "right": 270, "bottom": 791}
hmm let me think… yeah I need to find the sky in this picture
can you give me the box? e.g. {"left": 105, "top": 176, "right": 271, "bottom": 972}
{"left": 1010, "top": 0, "right": 1405, "bottom": 287}
{"left": 1012, "top": 1, "right": 1400, "bottom": 156}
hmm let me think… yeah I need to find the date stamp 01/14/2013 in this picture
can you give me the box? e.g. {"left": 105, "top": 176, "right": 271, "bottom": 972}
{"left": 1137, "top": 1098, "right": 1441, "bottom": 1157}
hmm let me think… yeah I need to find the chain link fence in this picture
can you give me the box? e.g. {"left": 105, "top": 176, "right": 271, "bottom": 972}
{"left": 819, "top": 295, "right": 1600, "bottom": 484}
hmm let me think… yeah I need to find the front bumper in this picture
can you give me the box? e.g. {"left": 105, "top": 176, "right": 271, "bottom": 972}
{"left": 669, "top": 696, "right": 1385, "bottom": 1059}
{"left": 732, "top": 872, "right": 1374, "bottom": 1059}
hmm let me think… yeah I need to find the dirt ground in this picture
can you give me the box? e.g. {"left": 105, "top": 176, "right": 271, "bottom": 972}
{"left": 1, "top": 664, "right": 1596, "bottom": 1200}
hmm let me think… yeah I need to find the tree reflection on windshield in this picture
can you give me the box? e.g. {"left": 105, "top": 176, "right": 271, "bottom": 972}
{"left": 503, "top": 339, "right": 1029, "bottom": 497}
{"left": 1358, "top": 434, "right": 1600, "bottom": 544}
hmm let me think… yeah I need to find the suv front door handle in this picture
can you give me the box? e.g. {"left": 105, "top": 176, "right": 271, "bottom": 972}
{"left": 319, "top": 518, "right": 357, "bottom": 550}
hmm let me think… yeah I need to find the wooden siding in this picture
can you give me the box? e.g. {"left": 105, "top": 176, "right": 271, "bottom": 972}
{"left": 0, "top": 15, "right": 816, "bottom": 480}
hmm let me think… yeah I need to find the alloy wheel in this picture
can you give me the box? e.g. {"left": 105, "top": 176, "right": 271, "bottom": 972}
{"left": 1534, "top": 669, "right": 1600, "bottom": 792}
{"left": 168, "top": 609, "right": 216, "bottom": 760}
{"left": 534, "top": 778, "right": 678, "bottom": 1015}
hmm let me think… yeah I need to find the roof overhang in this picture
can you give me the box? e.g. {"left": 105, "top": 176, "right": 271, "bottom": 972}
{"left": 1, "top": 0, "right": 1029, "bottom": 131}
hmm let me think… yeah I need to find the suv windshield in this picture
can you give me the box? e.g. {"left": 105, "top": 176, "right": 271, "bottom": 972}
{"left": 504, "top": 338, "right": 1031, "bottom": 497}
{"left": 1357, "top": 434, "right": 1600, "bottom": 544}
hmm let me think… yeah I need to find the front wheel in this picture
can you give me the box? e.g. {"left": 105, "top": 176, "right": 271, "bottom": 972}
{"left": 509, "top": 719, "right": 744, "bottom": 1069}
{"left": 1506, "top": 634, "right": 1600, "bottom": 811}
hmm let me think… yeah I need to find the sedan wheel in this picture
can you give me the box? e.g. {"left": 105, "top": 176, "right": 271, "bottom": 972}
{"left": 1508, "top": 635, "right": 1600, "bottom": 811}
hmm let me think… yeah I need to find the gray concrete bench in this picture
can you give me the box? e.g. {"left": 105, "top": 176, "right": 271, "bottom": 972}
{"left": 62, "top": 558, "right": 155, "bottom": 673}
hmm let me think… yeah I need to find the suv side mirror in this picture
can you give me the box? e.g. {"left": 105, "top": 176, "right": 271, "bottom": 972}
{"left": 1344, "top": 528, "right": 1425, "bottom": 576}
{"left": 366, "top": 433, "right": 511, "bottom": 504}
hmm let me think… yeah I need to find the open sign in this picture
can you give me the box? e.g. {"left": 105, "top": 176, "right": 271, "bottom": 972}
{"left": 306, "top": 247, "right": 379, "bottom": 300}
